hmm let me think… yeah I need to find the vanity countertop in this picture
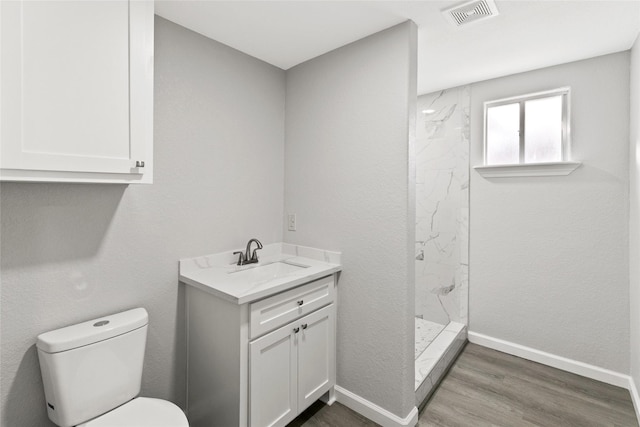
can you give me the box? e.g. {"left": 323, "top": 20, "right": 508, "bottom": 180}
{"left": 179, "top": 243, "right": 342, "bottom": 304}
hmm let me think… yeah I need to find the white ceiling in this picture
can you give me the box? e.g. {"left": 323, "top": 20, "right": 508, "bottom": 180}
{"left": 155, "top": 1, "right": 640, "bottom": 95}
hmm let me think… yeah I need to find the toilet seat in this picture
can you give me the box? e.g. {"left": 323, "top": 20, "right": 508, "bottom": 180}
{"left": 78, "top": 397, "right": 189, "bottom": 427}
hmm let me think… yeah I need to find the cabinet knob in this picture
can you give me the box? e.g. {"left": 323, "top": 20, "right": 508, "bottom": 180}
{"left": 293, "top": 327, "right": 300, "bottom": 334}
{"left": 297, "top": 300, "right": 304, "bottom": 306}
{"left": 301, "top": 324, "right": 307, "bottom": 330}
{"left": 135, "top": 160, "right": 145, "bottom": 168}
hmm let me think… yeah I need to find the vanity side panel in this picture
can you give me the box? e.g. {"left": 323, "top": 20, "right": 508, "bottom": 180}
{"left": 186, "top": 285, "right": 246, "bottom": 427}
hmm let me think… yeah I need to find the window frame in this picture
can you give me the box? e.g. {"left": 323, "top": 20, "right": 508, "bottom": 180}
{"left": 483, "top": 87, "right": 571, "bottom": 166}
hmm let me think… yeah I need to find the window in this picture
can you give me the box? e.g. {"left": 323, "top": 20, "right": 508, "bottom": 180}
{"left": 484, "top": 88, "right": 570, "bottom": 166}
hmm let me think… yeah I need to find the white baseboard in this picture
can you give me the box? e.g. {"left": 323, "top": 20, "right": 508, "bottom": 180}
{"left": 334, "top": 385, "right": 419, "bottom": 427}
{"left": 630, "top": 377, "right": 640, "bottom": 423}
{"left": 468, "top": 331, "right": 630, "bottom": 388}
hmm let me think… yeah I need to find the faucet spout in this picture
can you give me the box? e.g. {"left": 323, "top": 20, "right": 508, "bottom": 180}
{"left": 244, "top": 238, "right": 263, "bottom": 265}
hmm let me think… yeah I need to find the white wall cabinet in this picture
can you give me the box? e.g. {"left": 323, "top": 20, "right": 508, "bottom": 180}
{"left": 0, "top": 0, "right": 154, "bottom": 183}
{"left": 185, "top": 274, "right": 337, "bottom": 427}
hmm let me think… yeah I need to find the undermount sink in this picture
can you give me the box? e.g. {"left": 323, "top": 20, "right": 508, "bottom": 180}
{"left": 228, "top": 261, "right": 309, "bottom": 282}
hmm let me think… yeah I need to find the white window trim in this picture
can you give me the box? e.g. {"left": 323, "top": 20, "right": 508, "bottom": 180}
{"left": 474, "top": 161, "right": 581, "bottom": 178}
{"left": 477, "top": 87, "right": 581, "bottom": 178}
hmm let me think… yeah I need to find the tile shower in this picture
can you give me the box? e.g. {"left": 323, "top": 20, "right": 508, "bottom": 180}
{"left": 414, "top": 86, "right": 470, "bottom": 406}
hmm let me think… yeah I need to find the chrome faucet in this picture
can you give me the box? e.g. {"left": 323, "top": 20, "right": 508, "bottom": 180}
{"left": 233, "top": 238, "right": 263, "bottom": 266}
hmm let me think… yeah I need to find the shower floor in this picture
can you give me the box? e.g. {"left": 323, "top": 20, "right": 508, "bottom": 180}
{"left": 415, "top": 318, "right": 446, "bottom": 359}
{"left": 415, "top": 320, "right": 466, "bottom": 407}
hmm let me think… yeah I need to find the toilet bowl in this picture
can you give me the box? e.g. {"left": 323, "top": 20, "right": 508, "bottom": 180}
{"left": 36, "top": 308, "right": 189, "bottom": 427}
{"left": 78, "top": 397, "right": 187, "bottom": 427}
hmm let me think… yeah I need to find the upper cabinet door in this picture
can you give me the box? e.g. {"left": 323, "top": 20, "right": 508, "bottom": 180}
{"left": 1, "top": 0, "right": 154, "bottom": 183}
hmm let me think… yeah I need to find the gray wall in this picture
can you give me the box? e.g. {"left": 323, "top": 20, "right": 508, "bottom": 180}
{"left": 469, "top": 52, "right": 630, "bottom": 373}
{"left": 0, "top": 16, "right": 285, "bottom": 426}
{"left": 284, "top": 22, "right": 418, "bottom": 419}
{"left": 630, "top": 35, "right": 640, "bottom": 396}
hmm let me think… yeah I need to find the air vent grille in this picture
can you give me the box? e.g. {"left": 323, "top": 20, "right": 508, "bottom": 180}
{"left": 444, "top": 0, "right": 499, "bottom": 27}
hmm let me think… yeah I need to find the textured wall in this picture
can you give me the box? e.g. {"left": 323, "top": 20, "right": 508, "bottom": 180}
{"left": 469, "top": 52, "right": 630, "bottom": 373}
{"left": 415, "top": 87, "right": 470, "bottom": 326}
{"left": 284, "top": 22, "right": 418, "bottom": 419}
{"left": 0, "top": 17, "right": 285, "bottom": 426}
{"left": 630, "top": 35, "right": 640, "bottom": 395}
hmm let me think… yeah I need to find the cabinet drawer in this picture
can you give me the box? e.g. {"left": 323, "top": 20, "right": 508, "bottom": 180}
{"left": 250, "top": 275, "right": 334, "bottom": 340}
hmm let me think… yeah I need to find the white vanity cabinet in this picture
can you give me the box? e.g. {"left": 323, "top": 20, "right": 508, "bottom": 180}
{"left": 0, "top": 0, "right": 154, "bottom": 183}
{"left": 250, "top": 299, "right": 335, "bottom": 427}
{"left": 185, "top": 274, "right": 337, "bottom": 427}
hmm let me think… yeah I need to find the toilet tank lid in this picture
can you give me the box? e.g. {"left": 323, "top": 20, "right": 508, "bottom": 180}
{"left": 37, "top": 308, "right": 149, "bottom": 354}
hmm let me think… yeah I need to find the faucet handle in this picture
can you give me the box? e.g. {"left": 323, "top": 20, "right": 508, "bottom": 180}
{"left": 233, "top": 251, "right": 245, "bottom": 266}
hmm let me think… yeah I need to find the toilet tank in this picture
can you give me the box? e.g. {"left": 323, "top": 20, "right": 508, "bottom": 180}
{"left": 36, "top": 308, "right": 149, "bottom": 427}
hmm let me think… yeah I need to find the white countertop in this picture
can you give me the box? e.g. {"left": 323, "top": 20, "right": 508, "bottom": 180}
{"left": 179, "top": 243, "right": 342, "bottom": 304}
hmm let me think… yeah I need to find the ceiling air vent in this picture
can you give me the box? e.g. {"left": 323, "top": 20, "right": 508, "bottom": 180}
{"left": 443, "top": 0, "right": 500, "bottom": 27}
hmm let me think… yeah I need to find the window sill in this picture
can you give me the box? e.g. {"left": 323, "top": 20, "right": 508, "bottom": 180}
{"left": 474, "top": 161, "right": 582, "bottom": 178}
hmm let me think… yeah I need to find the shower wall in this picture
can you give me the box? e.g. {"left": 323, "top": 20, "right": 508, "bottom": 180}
{"left": 415, "top": 86, "right": 470, "bottom": 325}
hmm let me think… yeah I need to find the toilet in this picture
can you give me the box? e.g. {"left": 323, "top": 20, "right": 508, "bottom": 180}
{"left": 36, "top": 308, "right": 189, "bottom": 427}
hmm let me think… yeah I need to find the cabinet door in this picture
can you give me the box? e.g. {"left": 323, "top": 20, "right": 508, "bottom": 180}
{"left": 249, "top": 322, "right": 298, "bottom": 427}
{"left": 1, "top": 0, "right": 153, "bottom": 182}
{"left": 297, "top": 304, "right": 335, "bottom": 411}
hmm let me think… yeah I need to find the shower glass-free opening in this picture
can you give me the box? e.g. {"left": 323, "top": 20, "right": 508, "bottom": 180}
{"left": 414, "top": 86, "right": 470, "bottom": 406}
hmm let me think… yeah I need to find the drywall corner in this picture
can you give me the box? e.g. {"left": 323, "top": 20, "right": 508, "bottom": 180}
{"left": 284, "top": 20, "right": 418, "bottom": 420}
{"left": 629, "top": 32, "right": 640, "bottom": 418}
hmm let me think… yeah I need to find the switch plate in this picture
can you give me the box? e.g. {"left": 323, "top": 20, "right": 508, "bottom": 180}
{"left": 288, "top": 214, "right": 296, "bottom": 231}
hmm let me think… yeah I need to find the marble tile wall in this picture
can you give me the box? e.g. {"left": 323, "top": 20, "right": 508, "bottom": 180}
{"left": 415, "top": 86, "right": 470, "bottom": 326}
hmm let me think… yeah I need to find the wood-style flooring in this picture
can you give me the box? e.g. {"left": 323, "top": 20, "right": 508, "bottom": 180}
{"left": 289, "top": 343, "right": 639, "bottom": 427}
{"left": 288, "top": 400, "right": 379, "bottom": 427}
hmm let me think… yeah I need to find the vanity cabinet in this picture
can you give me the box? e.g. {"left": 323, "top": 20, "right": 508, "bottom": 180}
{"left": 250, "top": 304, "right": 335, "bottom": 427}
{"left": 185, "top": 274, "right": 337, "bottom": 427}
{"left": 0, "top": 0, "right": 154, "bottom": 183}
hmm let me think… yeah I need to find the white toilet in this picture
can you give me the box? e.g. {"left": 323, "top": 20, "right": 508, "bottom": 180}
{"left": 36, "top": 308, "right": 189, "bottom": 427}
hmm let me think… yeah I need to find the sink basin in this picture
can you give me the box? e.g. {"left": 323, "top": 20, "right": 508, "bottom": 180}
{"left": 228, "top": 261, "right": 309, "bottom": 283}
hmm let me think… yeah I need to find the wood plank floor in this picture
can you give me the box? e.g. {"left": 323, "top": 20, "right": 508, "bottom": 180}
{"left": 288, "top": 400, "right": 379, "bottom": 427}
{"left": 289, "top": 343, "right": 639, "bottom": 427}
{"left": 421, "top": 343, "right": 638, "bottom": 427}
